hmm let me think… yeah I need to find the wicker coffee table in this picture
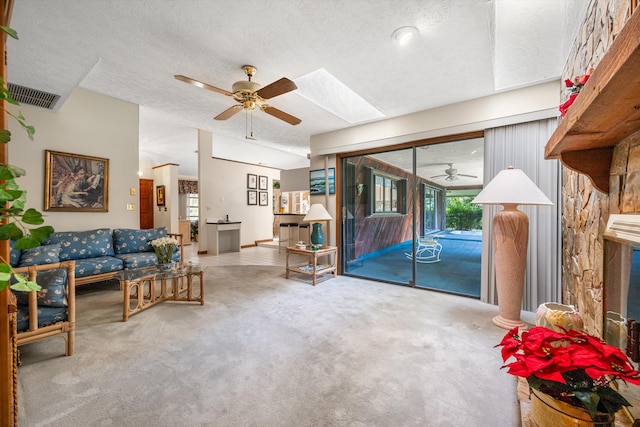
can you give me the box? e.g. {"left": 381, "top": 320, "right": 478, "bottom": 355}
{"left": 116, "top": 264, "right": 205, "bottom": 321}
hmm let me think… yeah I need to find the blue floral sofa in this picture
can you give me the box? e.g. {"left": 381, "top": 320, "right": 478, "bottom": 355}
{"left": 11, "top": 227, "right": 182, "bottom": 286}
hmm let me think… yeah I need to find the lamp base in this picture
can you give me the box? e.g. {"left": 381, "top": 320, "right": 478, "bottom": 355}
{"left": 310, "top": 222, "right": 324, "bottom": 246}
{"left": 492, "top": 315, "right": 528, "bottom": 330}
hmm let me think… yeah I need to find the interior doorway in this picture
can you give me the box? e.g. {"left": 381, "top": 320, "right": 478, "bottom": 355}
{"left": 139, "top": 178, "right": 154, "bottom": 229}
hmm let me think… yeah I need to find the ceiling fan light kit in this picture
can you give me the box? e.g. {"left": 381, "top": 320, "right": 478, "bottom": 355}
{"left": 429, "top": 163, "right": 478, "bottom": 182}
{"left": 174, "top": 65, "right": 301, "bottom": 127}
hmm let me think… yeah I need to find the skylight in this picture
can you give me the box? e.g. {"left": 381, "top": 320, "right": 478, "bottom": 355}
{"left": 294, "top": 68, "right": 384, "bottom": 124}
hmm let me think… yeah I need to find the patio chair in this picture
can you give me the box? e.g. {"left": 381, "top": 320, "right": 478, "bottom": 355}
{"left": 405, "top": 234, "right": 442, "bottom": 263}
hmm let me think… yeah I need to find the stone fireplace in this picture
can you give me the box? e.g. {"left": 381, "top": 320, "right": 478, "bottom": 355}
{"left": 547, "top": 0, "right": 640, "bottom": 336}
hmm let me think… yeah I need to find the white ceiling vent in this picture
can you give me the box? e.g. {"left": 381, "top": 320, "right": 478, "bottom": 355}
{"left": 8, "top": 83, "right": 59, "bottom": 109}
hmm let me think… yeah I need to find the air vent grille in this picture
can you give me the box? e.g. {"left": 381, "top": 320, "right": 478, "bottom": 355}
{"left": 7, "top": 83, "right": 59, "bottom": 109}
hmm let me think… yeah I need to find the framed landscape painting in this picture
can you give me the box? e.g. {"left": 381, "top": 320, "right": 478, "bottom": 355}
{"left": 309, "top": 168, "right": 335, "bottom": 195}
{"left": 44, "top": 150, "right": 109, "bottom": 212}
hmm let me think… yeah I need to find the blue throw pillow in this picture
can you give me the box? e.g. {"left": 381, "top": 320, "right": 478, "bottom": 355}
{"left": 44, "top": 228, "right": 114, "bottom": 260}
{"left": 18, "top": 243, "right": 61, "bottom": 267}
{"left": 113, "top": 227, "right": 168, "bottom": 254}
{"left": 14, "top": 268, "right": 68, "bottom": 308}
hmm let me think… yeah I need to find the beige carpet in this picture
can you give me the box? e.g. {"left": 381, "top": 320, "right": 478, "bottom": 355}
{"left": 17, "top": 265, "right": 520, "bottom": 426}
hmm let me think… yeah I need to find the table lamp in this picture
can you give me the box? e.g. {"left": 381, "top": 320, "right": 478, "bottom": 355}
{"left": 472, "top": 166, "right": 553, "bottom": 329}
{"left": 303, "top": 204, "right": 332, "bottom": 246}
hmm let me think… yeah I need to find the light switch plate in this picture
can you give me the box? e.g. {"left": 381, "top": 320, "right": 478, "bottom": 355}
{"left": 126, "top": 203, "right": 135, "bottom": 211}
{"left": 130, "top": 188, "right": 136, "bottom": 195}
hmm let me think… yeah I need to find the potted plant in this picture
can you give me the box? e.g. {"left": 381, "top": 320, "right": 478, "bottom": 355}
{"left": 496, "top": 326, "right": 640, "bottom": 426}
{"left": 150, "top": 236, "right": 179, "bottom": 269}
{"left": 0, "top": 25, "right": 53, "bottom": 292}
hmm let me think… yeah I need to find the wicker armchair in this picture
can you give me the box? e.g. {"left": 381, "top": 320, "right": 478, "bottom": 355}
{"left": 12, "top": 261, "right": 76, "bottom": 356}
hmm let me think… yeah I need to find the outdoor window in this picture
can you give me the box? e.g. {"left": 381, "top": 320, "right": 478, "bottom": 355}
{"left": 365, "top": 167, "right": 407, "bottom": 216}
{"left": 186, "top": 194, "right": 198, "bottom": 221}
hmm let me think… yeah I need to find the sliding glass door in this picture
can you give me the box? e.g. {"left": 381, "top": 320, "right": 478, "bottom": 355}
{"left": 340, "top": 138, "right": 483, "bottom": 298}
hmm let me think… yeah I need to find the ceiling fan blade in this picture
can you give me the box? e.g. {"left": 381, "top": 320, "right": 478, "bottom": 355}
{"left": 214, "top": 105, "right": 243, "bottom": 120}
{"left": 262, "top": 106, "right": 301, "bottom": 125}
{"left": 256, "top": 78, "right": 297, "bottom": 99}
{"left": 458, "top": 174, "right": 478, "bottom": 178}
{"left": 174, "top": 75, "right": 233, "bottom": 96}
{"left": 430, "top": 174, "right": 447, "bottom": 179}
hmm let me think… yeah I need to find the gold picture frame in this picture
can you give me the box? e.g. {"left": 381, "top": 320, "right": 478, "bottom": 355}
{"left": 44, "top": 150, "right": 109, "bottom": 212}
{"left": 156, "top": 185, "right": 166, "bottom": 207}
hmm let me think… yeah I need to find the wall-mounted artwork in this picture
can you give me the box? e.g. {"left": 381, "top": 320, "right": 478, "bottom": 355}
{"left": 259, "top": 191, "right": 268, "bottom": 206}
{"left": 44, "top": 150, "right": 109, "bottom": 212}
{"left": 248, "top": 190, "right": 257, "bottom": 205}
{"left": 259, "top": 175, "right": 268, "bottom": 190}
{"left": 156, "top": 185, "right": 166, "bottom": 207}
{"left": 247, "top": 174, "right": 257, "bottom": 189}
{"left": 309, "top": 168, "right": 335, "bottom": 195}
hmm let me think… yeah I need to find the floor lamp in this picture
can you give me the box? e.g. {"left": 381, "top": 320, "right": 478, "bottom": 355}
{"left": 472, "top": 166, "right": 552, "bottom": 329}
{"left": 303, "top": 204, "right": 332, "bottom": 246}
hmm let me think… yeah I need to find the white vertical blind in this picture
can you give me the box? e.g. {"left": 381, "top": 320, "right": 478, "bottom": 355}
{"left": 481, "top": 118, "right": 561, "bottom": 311}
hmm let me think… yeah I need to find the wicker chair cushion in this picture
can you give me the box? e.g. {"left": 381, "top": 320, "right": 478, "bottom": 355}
{"left": 44, "top": 228, "right": 115, "bottom": 260}
{"left": 18, "top": 243, "right": 61, "bottom": 267}
{"left": 74, "top": 256, "right": 123, "bottom": 278}
{"left": 14, "top": 268, "right": 68, "bottom": 308}
{"left": 16, "top": 306, "right": 68, "bottom": 333}
{"left": 113, "top": 227, "right": 168, "bottom": 255}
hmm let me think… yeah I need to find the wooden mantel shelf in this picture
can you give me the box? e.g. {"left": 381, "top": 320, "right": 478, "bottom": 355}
{"left": 544, "top": 9, "right": 640, "bottom": 193}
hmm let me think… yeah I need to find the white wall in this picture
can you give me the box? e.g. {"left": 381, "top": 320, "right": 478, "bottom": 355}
{"left": 198, "top": 130, "right": 280, "bottom": 251}
{"left": 153, "top": 163, "right": 179, "bottom": 234}
{"left": 280, "top": 167, "right": 310, "bottom": 192}
{"left": 311, "top": 81, "right": 560, "bottom": 155}
{"left": 8, "top": 88, "right": 140, "bottom": 232}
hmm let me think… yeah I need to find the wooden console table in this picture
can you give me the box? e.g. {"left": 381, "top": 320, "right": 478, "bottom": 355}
{"left": 286, "top": 246, "right": 337, "bottom": 286}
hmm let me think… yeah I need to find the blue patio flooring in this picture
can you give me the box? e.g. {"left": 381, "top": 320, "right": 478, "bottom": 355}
{"left": 345, "top": 231, "right": 482, "bottom": 298}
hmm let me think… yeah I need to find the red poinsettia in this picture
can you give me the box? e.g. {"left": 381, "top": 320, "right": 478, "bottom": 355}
{"left": 496, "top": 326, "right": 640, "bottom": 420}
{"left": 559, "top": 68, "right": 594, "bottom": 116}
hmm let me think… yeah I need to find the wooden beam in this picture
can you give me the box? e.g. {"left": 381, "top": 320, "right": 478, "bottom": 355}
{"left": 1, "top": 1, "right": 16, "bottom": 425}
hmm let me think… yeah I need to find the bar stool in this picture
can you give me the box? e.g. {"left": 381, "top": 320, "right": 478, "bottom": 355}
{"left": 279, "top": 222, "right": 299, "bottom": 252}
{"left": 298, "top": 223, "right": 310, "bottom": 244}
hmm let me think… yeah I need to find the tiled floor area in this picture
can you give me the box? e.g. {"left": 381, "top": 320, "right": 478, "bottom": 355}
{"left": 184, "top": 242, "right": 287, "bottom": 268}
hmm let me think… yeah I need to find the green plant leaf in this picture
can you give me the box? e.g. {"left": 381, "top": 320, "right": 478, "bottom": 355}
{"left": 13, "top": 235, "right": 40, "bottom": 250}
{"left": 10, "top": 273, "right": 40, "bottom": 292}
{"left": 0, "top": 222, "right": 22, "bottom": 240}
{"left": 29, "top": 225, "right": 54, "bottom": 242}
{"left": 0, "top": 129, "right": 10, "bottom": 143}
{"left": 21, "top": 208, "right": 45, "bottom": 225}
{"left": 573, "top": 390, "right": 600, "bottom": 420}
{"left": 0, "top": 26, "right": 18, "bottom": 40}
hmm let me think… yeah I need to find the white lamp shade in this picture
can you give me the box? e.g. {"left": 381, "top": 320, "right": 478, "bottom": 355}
{"left": 472, "top": 166, "right": 553, "bottom": 206}
{"left": 303, "top": 204, "right": 333, "bottom": 222}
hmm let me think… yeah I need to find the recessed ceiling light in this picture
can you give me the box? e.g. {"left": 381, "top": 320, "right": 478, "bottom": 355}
{"left": 391, "top": 26, "right": 418, "bottom": 46}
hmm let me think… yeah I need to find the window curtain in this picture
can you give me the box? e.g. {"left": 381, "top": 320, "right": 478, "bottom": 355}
{"left": 481, "top": 118, "right": 561, "bottom": 311}
{"left": 178, "top": 180, "right": 198, "bottom": 194}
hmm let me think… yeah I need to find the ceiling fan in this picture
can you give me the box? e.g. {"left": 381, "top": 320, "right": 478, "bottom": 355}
{"left": 430, "top": 163, "right": 478, "bottom": 182}
{"left": 174, "top": 65, "right": 301, "bottom": 126}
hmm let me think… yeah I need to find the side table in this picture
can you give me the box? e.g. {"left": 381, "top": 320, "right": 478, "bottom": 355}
{"left": 286, "top": 246, "right": 337, "bottom": 286}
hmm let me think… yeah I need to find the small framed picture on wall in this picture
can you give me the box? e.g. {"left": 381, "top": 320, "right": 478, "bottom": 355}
{"left": 259, "top": 191, "right": 268, "bottom": 206}
{"left": 248, "top": 190, "right": 257, "bottom": 205}
{"left": 247, "top": 174, "right": 257, "bottom": 189}
{"left": 259, "top": 175, "right": 268, "bottom": 190}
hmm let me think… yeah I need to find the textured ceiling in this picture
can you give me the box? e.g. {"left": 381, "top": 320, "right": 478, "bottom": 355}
{"left": 8, "top": 1, "right": 588, "bottom": 178}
